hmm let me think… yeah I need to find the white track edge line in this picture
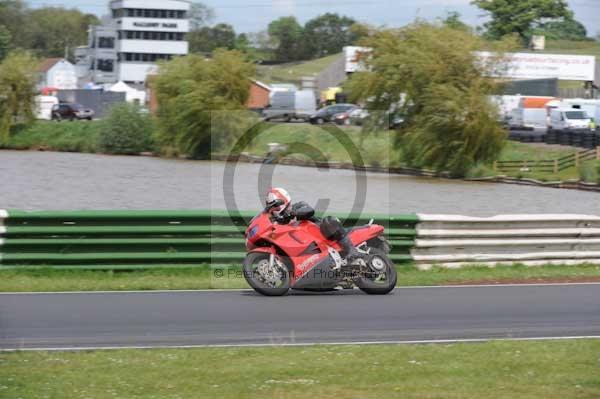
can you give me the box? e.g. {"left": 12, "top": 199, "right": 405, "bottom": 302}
{"left": 1, "top": 282, "right": 600, "bottom": 295}
{"left": 2, "top": 335, "right": 600, "bottom": 352}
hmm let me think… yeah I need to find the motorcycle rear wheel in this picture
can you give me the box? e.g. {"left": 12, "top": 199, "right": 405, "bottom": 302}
{"left": 243, "top": 252, "right": 291, "bottom": 296}
{"left": 355, "top": 248, "right": 397, "bottom": 295}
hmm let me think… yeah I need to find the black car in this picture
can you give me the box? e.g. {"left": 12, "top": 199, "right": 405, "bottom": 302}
{"left": 51, "top": 103, "right": 95, "bottom": 121}
{"left": 309, "top": 104, "right": 358, "bottom": 125}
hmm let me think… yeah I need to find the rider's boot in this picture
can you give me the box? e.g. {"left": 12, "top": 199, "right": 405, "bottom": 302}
{"left": 339, "top": 235, "right": 361, "bottom": 263}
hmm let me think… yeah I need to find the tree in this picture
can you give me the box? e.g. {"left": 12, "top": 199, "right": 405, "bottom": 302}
{"left": 0, "top": 51, "right": 38, "bottom": 140}
{"left": 346, "top": 23, "right": 509, "bottom": 176}
{"left": 98, "top": 103, "right": 155, "bottom": 155}
{"left": 188, "top": 23, "right": 236, "bottom": 54}
{"left": 22, "top": 7, "right": 99, "bottom": 59}
{"left": 534, "top": 17, "right": 587, "bottom": 41}
{"left": 234, "top": 33, "right": 250, "bottom": 51}
{"left": 442, "top": 11, "right": 470, "bottom": 32}
{"left": 0, "top": 25, "right": 11, "bottom": 61}
{"left": 188, "top": 2, "right": 214, "bottom": 30}
{"left": 302, "top": 13, "right": 362, "bottom": 58}
{"left": 268, "top": 16, "right": 304, "bottom": 62}
{"left": 153, "top": 50, "right": 255, "bottom": 158}
{"left": 472, "top": 0, "right": 572, "bottom": 42}
{"left": 0, "top": 0, "right": 26, "bottom": 48}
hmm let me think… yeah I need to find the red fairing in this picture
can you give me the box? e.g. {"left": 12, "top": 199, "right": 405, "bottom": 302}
{"left": 247, "top": 247, "right": 276, "bottom": 255}
{"left": 348, "top": 225, "right": 384, "bottom": 246}
{"left": 245, "top": 211, "right": 386, "bottom": 285}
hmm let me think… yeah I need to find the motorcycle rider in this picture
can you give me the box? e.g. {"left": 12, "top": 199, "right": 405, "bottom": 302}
{"left": 265, "top": 187, "right": 361, "bottom": 261}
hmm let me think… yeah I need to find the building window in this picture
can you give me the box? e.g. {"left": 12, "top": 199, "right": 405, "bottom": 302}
{"left": 118, "top": 31, "right": 186, "bottom": 41}
{"left": 120, "top": 53, "right": 174, "bottom": 63}
{"left": 97, "top": 59, "right": 114, "bottom": 72}
{"left": 116, "top": 8, "right": 187, "bottom": 19}
{"left": 98, "top": 37, "right": 115, "bottom": 49}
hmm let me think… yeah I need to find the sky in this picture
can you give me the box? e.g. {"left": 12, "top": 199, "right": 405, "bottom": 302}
{"left": 26, "top": 0, "right": 600, "bottom": 36}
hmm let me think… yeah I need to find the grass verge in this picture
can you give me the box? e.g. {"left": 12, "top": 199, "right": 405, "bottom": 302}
{"left": 1, "top": 340, "right": 599, "bottom": 398}
{"left": 1, "top": 263, "right": 600, "bottom": 292}
{"left": 1, "top": 120, "right": 595, "bottom": 183}
{"left": 0, "top": 121, "right": 101, "bottom": 153}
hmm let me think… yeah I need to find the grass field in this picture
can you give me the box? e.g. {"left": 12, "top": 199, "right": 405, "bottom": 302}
{"left": 1, "top": 263, "right": 599, "bottom": 292}
{"left": 543, "top": 39, "right": 600, "bottom": 59}
{"left": 235, "top": 122, "right": 596, "bottom": 181}
{"left": 256, "top": 54, "right": 343, "bottom": 86}
{"left": 2, "top": 340, "right": 599, "bottom": 398}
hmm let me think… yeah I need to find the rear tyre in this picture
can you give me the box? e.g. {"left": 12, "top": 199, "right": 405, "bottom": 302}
{"left": 355, "top": 248, "right": 397, "bottom": 295}
{"left": 243, "top": 252, "right": 290, "bottom": 296}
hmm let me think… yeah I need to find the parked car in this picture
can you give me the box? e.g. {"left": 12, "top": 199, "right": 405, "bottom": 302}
{"left": 51, "top": 103, "right": 94, "bottom": 121}
{"left": 309, "top": 104, "right": 358, "bottom": 125}
{"left": 333, "top": 111, "right": 352, "bottom": 125}
{"left": 347, "top": 108, "right": 369, "bottom": 125}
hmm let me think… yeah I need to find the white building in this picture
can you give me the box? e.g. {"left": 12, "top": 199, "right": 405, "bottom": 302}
{"left": 38, "top": 58, "right": 78, "bottom": 90}
{"left": 77, "top": 0, "right": 190, "bottom": 85}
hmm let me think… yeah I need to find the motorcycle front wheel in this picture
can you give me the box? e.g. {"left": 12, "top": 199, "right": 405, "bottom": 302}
{"left": 355, "top": 248, "right": 397, "bottom": 295}
{"left": 243, "top": 252, "right": 291, "bottom": 296}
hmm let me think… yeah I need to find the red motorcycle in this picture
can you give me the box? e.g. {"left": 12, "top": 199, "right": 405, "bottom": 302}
{"left": 243, "top": 200, "right": 397, "bottom": 296}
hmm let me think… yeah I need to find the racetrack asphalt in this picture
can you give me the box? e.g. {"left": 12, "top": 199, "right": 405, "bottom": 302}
{"left": 1, "top": 284, "right": 599, "bottom": 350}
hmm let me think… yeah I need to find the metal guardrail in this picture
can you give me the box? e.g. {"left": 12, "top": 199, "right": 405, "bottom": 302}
{"left": 0, "top": 210, "right": 418, "bottom": 269}
{"left": 411, "top": 214, "right": 600, "bottom": 268}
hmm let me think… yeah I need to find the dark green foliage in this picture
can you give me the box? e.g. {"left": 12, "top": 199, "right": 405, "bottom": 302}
{"left": 268, "top": 16, "right": 305, "bottom": 62}
{"left": 267, "top": 13, "right": 365, "bottom": 62}
{"left": 302, "top": 13, "right": 363, "bottom": 58}
{"left": 0, "top": 3, "right": 99, "bottom": 59}
{"left": 534, "top": 17, "right": 588, "bottom": 41}
{"left": 0, "top": 0, "right": 26, "bottom": 49}
{"left": 98, "top": 103, "right": 155, "bottom": 155}
{"left": 0, "top": 24, "right": 11, "bottom": 61}
{"left": 472, "top": 0, "right": 573, "bottom": 42}
{"left": 188, "top": 23, "right": 236, "bottom": 54}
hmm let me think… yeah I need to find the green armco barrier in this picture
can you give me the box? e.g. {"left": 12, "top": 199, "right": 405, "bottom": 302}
{"left": 0, "top": 209, "right": 418, "bottom": 269}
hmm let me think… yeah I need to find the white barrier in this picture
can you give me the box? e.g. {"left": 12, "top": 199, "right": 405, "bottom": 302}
{"left": 413, "top": 214, "right": 600, "bottom": 269}
{"left": 0, "top": 209, "right": 6, "bottom": 235}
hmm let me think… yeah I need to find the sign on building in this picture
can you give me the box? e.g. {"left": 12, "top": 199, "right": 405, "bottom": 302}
{"left": 476, "top": 51, "right": 596, "bottom": 82}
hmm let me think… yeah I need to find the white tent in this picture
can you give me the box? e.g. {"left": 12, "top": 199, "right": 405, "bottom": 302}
{"left": 108, "top": 81, "right": 146, "bottom": 104}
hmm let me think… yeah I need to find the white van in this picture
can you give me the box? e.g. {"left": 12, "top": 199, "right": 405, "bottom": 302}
{"left": 549, "top": 108, "right": 591, "bottom": 130}
{"left": 34, "top": 95, "right": 59, "bottom": 120}
{"left": 561, "top": 99, "right": 600, "bottom": 123}
{"left": 263, "top": 90, "right": 317, "bottom": 122}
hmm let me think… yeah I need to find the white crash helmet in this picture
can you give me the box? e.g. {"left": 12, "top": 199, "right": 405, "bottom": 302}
{"left": 265, "top": 187, "right": 291, "bottom": 217}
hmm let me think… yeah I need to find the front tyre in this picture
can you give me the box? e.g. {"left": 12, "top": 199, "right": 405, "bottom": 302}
{"left": 356, "top": 248, "right": 397, "bottom": 295}
{"left": 243, "top": 252, "right": 290, "bottom": 296}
